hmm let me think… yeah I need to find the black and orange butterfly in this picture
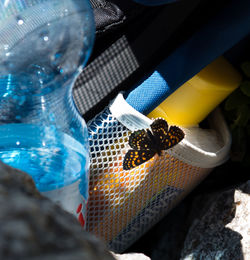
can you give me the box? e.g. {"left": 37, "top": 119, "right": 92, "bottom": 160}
{"left": 123, "top": 118, "right": 185, "bottom": 170}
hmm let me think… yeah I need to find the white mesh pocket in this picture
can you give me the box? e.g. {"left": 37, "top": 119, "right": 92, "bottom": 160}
{"left": 86, "top": 94, "right": 231, "bottom": 253}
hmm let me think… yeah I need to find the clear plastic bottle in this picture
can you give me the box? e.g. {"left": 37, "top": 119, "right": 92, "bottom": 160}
{"left": 0, "top": 0, "right": 95, "bottom": 227}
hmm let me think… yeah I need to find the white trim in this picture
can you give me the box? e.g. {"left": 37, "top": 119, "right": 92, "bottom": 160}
{"left": 109, "top": 93, "right": 231, "bottom": 168}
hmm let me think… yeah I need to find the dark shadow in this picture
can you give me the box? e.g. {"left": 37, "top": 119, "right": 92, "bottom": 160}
{"left": 126, "top": 161, "right": 248, "bottom": 259}
{"left": 78, "top": 0, "right": 245, "bottom": 121}
{"left": 124, "top": 0, "right": 250, "bottom": 115}
{"left": 77, "top": 0, "right": 233, "bottom": 121}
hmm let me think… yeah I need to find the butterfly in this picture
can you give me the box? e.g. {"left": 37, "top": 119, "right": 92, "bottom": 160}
{"left": 123, "top": 118, "right": 185, "bottom": 170}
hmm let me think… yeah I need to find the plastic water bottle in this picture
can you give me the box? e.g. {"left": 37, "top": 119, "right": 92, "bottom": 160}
{"left": 0, "top": 0, "right": 95, "bottom": 227}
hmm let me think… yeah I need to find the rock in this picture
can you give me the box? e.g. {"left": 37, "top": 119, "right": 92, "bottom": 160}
{"left": 226, "top": 183, "right": 250, "bottom": 259}
{"left": 180, "top": 181, "right": 250, "bottom": 260}
{"left": 112, "top": 252, "right": 151, "bottom": 260}
{"left": 0, "top": 161, "right": 115, "bottom": 260}
{"left": 127, "top": 161, "right": 250, "bottom": 260}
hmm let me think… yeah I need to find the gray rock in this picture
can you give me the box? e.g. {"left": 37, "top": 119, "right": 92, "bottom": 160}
{"left": 112, "top": 252, "right": 151, "bottom": 260}
{"left": 0, "top": 161, "right": 115, "bottom": 260}
{"left": 180, "top": 181, "right": 250, "bottom": 260}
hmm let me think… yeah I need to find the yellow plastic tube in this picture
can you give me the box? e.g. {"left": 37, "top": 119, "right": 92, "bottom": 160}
{"left": 148, "top": 56, "right": 242, "bottom": 126}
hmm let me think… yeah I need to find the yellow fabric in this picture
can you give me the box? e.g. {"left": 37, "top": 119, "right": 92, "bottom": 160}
{"left": 148, "top": 57, "right": 241, "bottom": 127}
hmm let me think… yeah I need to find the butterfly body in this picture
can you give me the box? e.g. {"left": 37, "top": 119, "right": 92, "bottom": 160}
{"left": 123, "top": 118, "right": 184, "bottom": 170}
{"left": 144, "top": 129, "right": 163, "bottom": 156}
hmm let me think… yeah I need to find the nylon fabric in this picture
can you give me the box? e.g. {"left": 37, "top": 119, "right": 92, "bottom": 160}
{"left": 74, "top": 36, "right": 139, "bottom": 118}
{"left": 125, "top": 0, "right": 250, "bottom": 114}
{"left": 90, "top": 0, "right": 146, "bottom": 36}
{"left": 73, "top": 0, "right": 201, "bottom": 119}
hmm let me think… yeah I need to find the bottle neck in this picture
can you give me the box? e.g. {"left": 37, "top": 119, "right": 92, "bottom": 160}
{"left": 0, "top": 73, "right": 75, "bottom": 126}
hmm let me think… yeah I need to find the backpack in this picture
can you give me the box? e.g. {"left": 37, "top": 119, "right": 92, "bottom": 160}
{"left": 73, "top": 0, "right": 250, "bottom": 252}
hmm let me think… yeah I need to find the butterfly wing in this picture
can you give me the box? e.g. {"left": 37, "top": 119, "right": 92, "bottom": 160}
{"left": 151, "top": 118, "right": 184, "bottom": 150}
{"left": 123, "top": 149, "right": 156, "bottom": 170}
{"left": 162, "top": 125, "right": 185, "bottom": 150}
{"left": 124, "top": 118, "right": 185, "bottom": 170}
{"left": 151, "top": 118, "right": 169, "bottom": 138}
{"left": 150, "top": 118, "right": 169, "bottom": 149}
{"left": 129, "top": 129, "right": 152, "bottom": 150}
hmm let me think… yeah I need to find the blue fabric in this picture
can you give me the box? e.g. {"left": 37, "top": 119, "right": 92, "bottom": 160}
{"left": 125, "top": 0, "right": 250, "bottom": 115}
{"left": 133, "top": 0, "right": 179, "bottom": 6}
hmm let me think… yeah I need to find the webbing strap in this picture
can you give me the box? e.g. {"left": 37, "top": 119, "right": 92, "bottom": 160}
{"left": 73, "top": 0, "right": 201, "bottom": 120}
{"left": 74, "top": 35, "right": 139, "bottom": 118}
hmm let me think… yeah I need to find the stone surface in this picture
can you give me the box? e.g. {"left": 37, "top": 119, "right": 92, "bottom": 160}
{"left": 0, "top": 161, "right": 115, "bottom": 260}
{"left": 1, "top": 158, "right": 249, "bottom": 260}
{"left": 180, "top": 181, "right": 250, "bottom": 260}
{"left": 128, "top": 164, "right": 249, "bottom": 260}
{"left": 112, "top": 252, "right": 151, "bottom": 260}
{"left": 226, "top": 184, "right": 250, "bottom": 259}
